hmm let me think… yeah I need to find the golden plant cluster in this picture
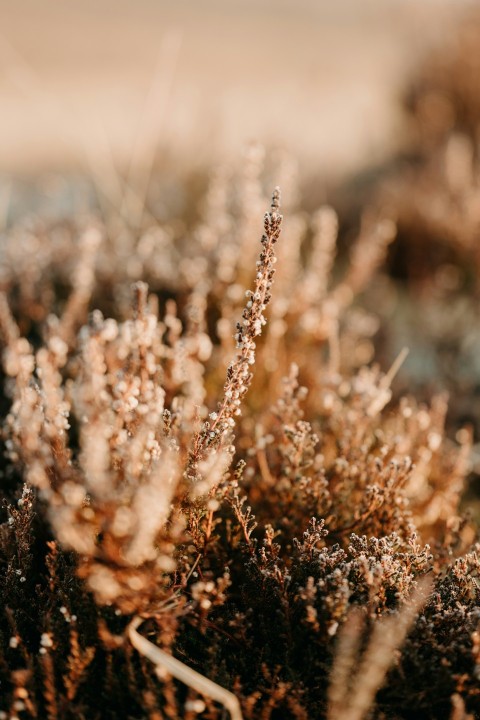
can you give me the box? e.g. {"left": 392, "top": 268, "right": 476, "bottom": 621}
{"left": 1, "top": 17, "right": 480, "bottom": 720}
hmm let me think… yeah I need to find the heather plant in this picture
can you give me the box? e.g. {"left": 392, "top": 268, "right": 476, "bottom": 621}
{"left": 7, "top": 12, "right": 480, "bottom": 702}
{"left": 0, "top": 148, "right": 479, "bottom": 720}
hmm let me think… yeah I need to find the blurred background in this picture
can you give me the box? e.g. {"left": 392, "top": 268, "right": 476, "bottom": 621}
{"left": 0, "top": 0, "right": 455, "bottom": 180}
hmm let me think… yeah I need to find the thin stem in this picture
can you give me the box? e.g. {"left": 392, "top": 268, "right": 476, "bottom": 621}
{"left": 128, "top": 616, "right": 243, "bottom": 720}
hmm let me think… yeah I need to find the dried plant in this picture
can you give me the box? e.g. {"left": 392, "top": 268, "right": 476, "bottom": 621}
{"left": 2, "top": 26, "right": 480, "bottom": 715}
{"left": 0, "top": 163, "right": 478, "bottom": 720}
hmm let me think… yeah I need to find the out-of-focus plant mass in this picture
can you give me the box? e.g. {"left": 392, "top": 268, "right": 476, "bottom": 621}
{"left": 1, "top": 4, "right": 480, "bottom": 720}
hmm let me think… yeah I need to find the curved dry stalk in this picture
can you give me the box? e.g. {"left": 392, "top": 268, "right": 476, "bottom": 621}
{"left": 128, "top": 616, "right": 243, "bottom": 720}
{"left": 327, "top": 576, "right": 433, "bottom": 720}
{"left": 366, "top": 346, "right": 410, "bottom": 417}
